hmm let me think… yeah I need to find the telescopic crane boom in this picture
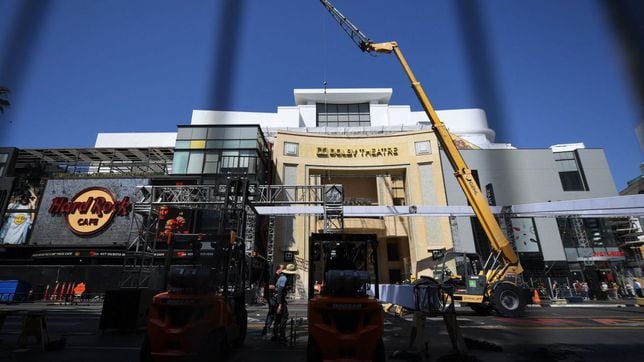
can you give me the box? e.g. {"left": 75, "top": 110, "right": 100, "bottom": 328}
{"left": 320, "top": 0, "right": 526, "bottom": 316}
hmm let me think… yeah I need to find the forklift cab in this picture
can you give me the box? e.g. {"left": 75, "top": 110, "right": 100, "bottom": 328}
{"left": 435, "top": 252, "right": 486, "bottom": 297}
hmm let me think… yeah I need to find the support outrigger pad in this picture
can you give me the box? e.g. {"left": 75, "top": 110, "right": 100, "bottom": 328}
{"left": 16, "top": 311, "right": 66, "bottom": 351}
{"left": 442, "top": 304, "right": 468, "bottom": 354}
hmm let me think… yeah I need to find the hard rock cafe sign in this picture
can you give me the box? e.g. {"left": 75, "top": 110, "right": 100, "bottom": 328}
{"left": 48, "top": 187, "right": 132, "bottom": 236}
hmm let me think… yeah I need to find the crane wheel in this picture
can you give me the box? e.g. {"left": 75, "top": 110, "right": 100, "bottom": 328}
{"left": 491, "top": 283, "right": 526, "bottom": 317}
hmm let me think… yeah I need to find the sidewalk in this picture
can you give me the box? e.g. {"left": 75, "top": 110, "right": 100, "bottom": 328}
{"left": 533, "top": 296, "right": 642, "bottom": 308}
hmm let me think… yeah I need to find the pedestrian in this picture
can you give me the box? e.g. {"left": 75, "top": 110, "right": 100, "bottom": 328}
{"left": 625, "top": 282, "right": 634, "bottom": 298}
{"left": 601, "top": 281, "right": 609, "bottom": 300}
{"left": 610, "top": 282, "right": 619, "bottom": 300}
{"left": 272, "top": 263, "right": 297, "bottom": 342}
{"left": 634, "top": 279, "right": 642, "bottom": 298}
{"left": 581, "top": 282, "right": 589, "bottom": 300}
{"left": 551, "top": 280, "right": 559, "bottom": 299}
{"left": 573, "top": 280, "right": 582, "bottom": 296}
{"left": 261, "top": 264, "right": 284, "bottom": 336}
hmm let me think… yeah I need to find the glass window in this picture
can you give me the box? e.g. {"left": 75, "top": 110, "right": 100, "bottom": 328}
{"left": 0, "top": 166, "right": 4, "bottom": 175}
{"left": 284, "top": 142, "right": 299, "bottom": 156}
{"left": 221, "top": 151, "right": 239, "bottom": 169}
{"left": 207, "top": 128, "right": 221, "bottom": 139}
{"left": 554, "top": 151, "right": 588, "bottom": 191}
{"left": 190, "top": 140, "right": 206, "bottom": 149}
{"left": 387, "top": 239, "right": 400, "bottom": 261}
{"left": 222, "top": 127, "right": 242, "bottom": 139}
{"left": 223, "top": 140, "right": 240, "bottom": 149}
{"left": 172, "top": 151, "right": 189, "bottom": 174}
{"left": 0, "top": 154, "right": 8, "bottom": 162}
{"left": 239, "top": 127, "right": 258, "bottom": 139}
{"left": 239, "top": 140, "right": 257, "bottom": 149}
{"left": 206, "top": 140, "right": 223, "bottom": 149}
{"left": 191, "top": 127, "right": 208, "bottom": 139}
{"left": 176, "top": 127, "right": 191, "bottom": 139}
{"left": 174, "top": 140, "right": 190, "bottom": 149}
{"left": 317, "top": 102, "right": 370, "bottom": 127}
{"left": 205, "top": 152, "right": 219, "bottom": 162}
{"left": 186, "top": 151, "right": 204, "bottom": 174}
{"left": 415, "top": 141, "right": 431, "bottom": 155}
{"left": 203, "top": 152, "right": 219, "bottom": 174}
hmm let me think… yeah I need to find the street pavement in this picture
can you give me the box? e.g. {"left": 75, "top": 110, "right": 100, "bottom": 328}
{"left": 0, "top": 300, "right": 642, "bottom": 361}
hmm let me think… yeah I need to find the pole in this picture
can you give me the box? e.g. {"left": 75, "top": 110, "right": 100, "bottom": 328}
{"left": 163, "top": 232, "right": 173, "bottom": 291}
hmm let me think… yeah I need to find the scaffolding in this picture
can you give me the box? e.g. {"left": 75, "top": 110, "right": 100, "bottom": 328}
{"left": 120, "top": 183, "right": 345, "bottom": 288}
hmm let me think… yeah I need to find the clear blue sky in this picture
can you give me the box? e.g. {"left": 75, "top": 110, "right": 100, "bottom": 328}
{"left": 0, "top": 0, "right": 641, "bottom": 190}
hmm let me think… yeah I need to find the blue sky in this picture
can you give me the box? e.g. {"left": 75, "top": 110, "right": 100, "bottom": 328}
{"left": 0, "top": 0, "right": 641, "bottom": 190}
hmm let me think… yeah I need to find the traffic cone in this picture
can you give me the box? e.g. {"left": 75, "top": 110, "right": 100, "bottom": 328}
{"left": 533, "top": 289, "right": 541, "bottom": 304}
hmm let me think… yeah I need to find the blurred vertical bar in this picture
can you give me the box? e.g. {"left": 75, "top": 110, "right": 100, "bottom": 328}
{"left": 454, "top": 0, "right": 509, "bottom": 142}
{"left": 0, "top": 0, "right": 53, "bottom": 140}
{"left": 208, "top": 0, "right": 247, "bottom": 111}
{"left": 602, "top": 0, "right": 644, "bottom": 150}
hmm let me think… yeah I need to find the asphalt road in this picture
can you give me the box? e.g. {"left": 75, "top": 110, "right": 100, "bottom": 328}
{"left": 0, "top": 302, "right": 642, "bottom": 361}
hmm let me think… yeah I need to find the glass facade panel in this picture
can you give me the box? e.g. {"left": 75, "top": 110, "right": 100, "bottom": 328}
{"left": 187, "top": 152, "right": 204, "bottom": 174}
{"left": 206, "top": 140, "right": 223, "bottom": 149}
{"left": 0, "top": 154, "right": 8, "bottom": 162}
{"left": 190, "top": 140, "right": 206, "bottom": 149}
{"left": 223, "top": 140, "right": 240, "bottom": 149}
{"left": 207, "top": 128, "right": 222, "bottom": 139}
{"left": 239, "top": 140, "right": 256, "bottom": 148}
{"left": 191, "top": 127, "right": 208, "bottom": 139}
{"left": 177, "top": 128, "right": 191, "bottom": 139}
{"left": 174, "top": 140, "right": 190, "bottom": 149}
{"left": 172, "top": 151, "right": 189, "bottom": 174}
{"left": 317, "top": 102, "right": 370, "bottom": 127}
{"left": 205, "top": 153, "right": 219, "bottom": 162}
{"left": 203, "top": 162, "right": 219, "bottom": 174}
{"left": 239, "top": 127, "right": 258, "bottom": 139}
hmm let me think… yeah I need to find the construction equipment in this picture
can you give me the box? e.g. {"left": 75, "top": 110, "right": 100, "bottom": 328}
{"left": 307, "top": 232, "right": 385, "bottom": 362}
{"left": 320, "top": 0, "right": 528, "bottom": 317}
{"left": 141, "top": 179, "right": 251, "bottom": 362}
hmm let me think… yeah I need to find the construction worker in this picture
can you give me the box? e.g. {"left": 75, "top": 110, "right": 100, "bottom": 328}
{"left": 272, "top": 263, "right": 297, "bottom": 342}
{"left": 261, "top": 264, "right": 284, "bottom": 336}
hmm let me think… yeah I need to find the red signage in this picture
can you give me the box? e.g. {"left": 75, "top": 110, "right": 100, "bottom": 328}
{"left": 48, "top": 187, "right": 131, "bottom": 236}
{"left": 591, "top": 251, "right": 624, "bottom": 257}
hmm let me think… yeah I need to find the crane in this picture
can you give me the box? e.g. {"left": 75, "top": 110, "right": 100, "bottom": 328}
{"left": 320, "top": 0, "right": 527, "bottom": 317}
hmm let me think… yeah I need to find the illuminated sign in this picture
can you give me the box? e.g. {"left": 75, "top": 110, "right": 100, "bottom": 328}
{"left": 316, "top": 147, "right": 399, "bottom": 158}
{"left": 48, "top": 187, "right": 131, "bottom": 236}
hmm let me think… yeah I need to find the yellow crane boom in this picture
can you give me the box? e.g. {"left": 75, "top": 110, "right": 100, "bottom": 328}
{"left": 319, "top": 0, "right": 522, "bottom": 277}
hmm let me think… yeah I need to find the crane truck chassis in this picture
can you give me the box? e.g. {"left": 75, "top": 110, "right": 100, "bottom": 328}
{"left": 320, "top": 0, "right": 528, "bottom": 317}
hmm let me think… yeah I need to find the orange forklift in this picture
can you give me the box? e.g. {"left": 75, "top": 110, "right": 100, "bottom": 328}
{"left": 141, "top": 179, "right": 251, "bottom": 362}
{"left": 307, "top": 233, "right": 385, "bottom": 362}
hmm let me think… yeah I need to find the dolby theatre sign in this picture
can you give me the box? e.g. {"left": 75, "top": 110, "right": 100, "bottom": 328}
{"left": 48, "top": 187, "right": 132, "bottom": 236}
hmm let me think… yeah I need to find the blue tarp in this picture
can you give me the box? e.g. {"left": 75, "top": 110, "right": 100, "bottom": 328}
{"left": 371, "top": 284, "right": 418, "bottom": 310}
{"left": 0, "top": 280, "right": 31, "bottom": 303}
